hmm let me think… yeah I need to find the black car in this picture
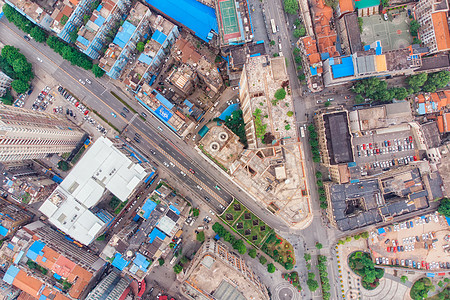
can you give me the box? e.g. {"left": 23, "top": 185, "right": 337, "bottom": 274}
{"left": 447, "top": 262, "right": 450, "bottom": 269}
{"left": 58, "top": 86, "right": 63, "bottom": 93}
{"left": 141, "top": 112, "right": 147, "bottom": 117}
{"left": 135, "top": 133, "right": 141, "bottom": 138}
{"left": 150, "top": 149, "right": 156, "bottom": 155}
{"left": 204, "top": 197, "right": 211, "bottom": 202}
{"left": 27, "top": 87, "right": 33, "bottom": 95}
{"left": 134, "top": 137, "right": 141, "bottom": 143}
{"left": 69, "top": 110, "right": 73, "bottom": 116}
{"left": 120, "top": 112, "right": 127, "bottom": 118}
{"left": 123, "top": 107, "right": 130, "bottom": 113}
{"left": 66, "top": 108, "right": 70, "bottom": 115}
{"left": 23, "top": 35, "right": 30, "bottom": 41}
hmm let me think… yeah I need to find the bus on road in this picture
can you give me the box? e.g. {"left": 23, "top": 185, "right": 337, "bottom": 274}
{"left": 270, "top": 19, "right": 277, "bottom": 34}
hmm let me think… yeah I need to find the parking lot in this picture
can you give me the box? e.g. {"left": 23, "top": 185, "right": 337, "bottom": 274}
{"left": 353, "top": 129, "right": 417, "bottom": 171}
{"left": 369, "top": 212, "right": 450, "bottom": 272}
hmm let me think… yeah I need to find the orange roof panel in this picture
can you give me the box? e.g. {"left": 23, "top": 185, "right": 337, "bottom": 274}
{"left": 445, "top": 113, "right": 450, "bottom": 132}
{"left": 13, "top": 270, "right": 43, "bottom": 298}
{"left": 432, "top": 12, "right": 450, "bottom": 51}
{"left": 339, "top": 0, "right": 354, "bottom": 13}
{"left": 437, "top": 115, "right": 444, "bottom": 133}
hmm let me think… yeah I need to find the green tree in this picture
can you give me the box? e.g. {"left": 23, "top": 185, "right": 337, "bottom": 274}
{"left": 11, "top": 79, "right": 29, "bottom": 94}
{"left": 57, "top": 160, "right": 70, "bottom": 171}
{"left": 248, "top": 248, "right": 257, "bottom": 258}
{"left": 69, "top": 28, "right": 79, "bottom": 43}
{"left": 308, "top": 272, "right": 315, "bottom": 280}
{"left": 354, "top": 94, "right": 364, "bottom": 104}
{"left": 273, "top": 53, "right": 279, "bottom": 57}
{"left": 96, "top": 234, "right": 106, "bottom": 241}
{"left": 361, "top": 232, "right": 369, "bottom": 239}
{"left": 284, "top": 262, "right": 293, "bottom": 270}
{"left": 158, "top": 258, "right": 165, "bottom": 266}
{"left": 233, "top": 239, "right": 247, "bottom": 254}
{"left": 274, "top": 88, "right": 286, "bottom": 100}
{"left": 173, "top": 264, "right": 183, "bottom": 274}
{"left": 267, "top": 263, "right": 276, "bottom": 273}
{"left": 401, "top": 275, "right": 408, "bottom": 283}
{"left": 324, "top": 101, "right": 331, "bottom": 107}
{"left": 293, "top": 28, "right": 303, "bottom": 38}
{"left": 30, "top": 26, "right": 47, "bottom": 43}
{"left": 410, "top": 278, "right": 433, "bottom": 300}
{"left": 196, "top": 231, "right": 205, "bottom": 242}
{"left": 92, "top": 64, "right": 105, "bottom": 78}
{"left": 315, "top": 242, "right": 323, "bottom": 249}
{"left": 307, "top": 279, "right": 319, "bottom": 291}
{"left": 410, "top": 19, "right": 420, "bottom": 37}
{"left": 283, "top": 0, "right": 299, "bottom": 14}
{"left": 358, "top": 17, "right": 363, "bottom": 33}
{"left": 180, "top": 256, "right": 188, "bottom": 264}
{"left": 192, "top": 208, "right": 200, "bottom": 217}
{"left": 270, "top": 40, "right": 275, "bottom": 46}
{"left": 259, "top": 256, "right": 267, "bottom": 265}
{"left": 304, "top": 253, "right": 311, "bottom": 261}
{"left": 137, "top": 41, "right": 145, "bottom": 53}
{"left": 438, "top": 197, "right": 450, "bottom": 217}
{"left": 0, "top": 89, "right": 13, "bottom": 105}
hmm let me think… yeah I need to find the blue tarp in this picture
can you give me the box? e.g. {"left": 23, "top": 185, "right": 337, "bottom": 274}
{"left": 76, "top": 35, "right": 90, "bottom": 47}
{"left": 219, "top": 103, "right": 240, "bottom": 120}
{"left": 426, "top": 273, "right": 435, "bottom": 277}
{"left": 13, "top": 251, "right": 24, "bottom": 264}
{"left": 152, "top": 30, "right": 167, "bottom": 45}
{"left": 145, "top": 0, "right": 218, "bottom": 42}
{"left": 7, "top": 243, "right": 14, "bottom": 250}
{"left": 39, "top": 295, "right": 47, "bottom": 300}
{"left": 112, "top": 253, "right": 129, "bottom": 271}
{"left": 133, "top": 253, "right": 150, "bottom": 271}
{"left": 377, "top": 228, "right": 386, "bottom": 235}
{"left": 155, "top": 91, "right": 174, "bottom": 109}
{"left": 0, "top": 225, "right": 8, "bottom": 238}
{"left": 133, "top": 214, "right": 141, "bottom": 222}
{"left": 113, "top": 21, "right": 136, "bottom": 49}
{"left": 3, "top": 265, "right": 20, "bottom": 285}
{"left": 250, "top": 53, "right": 260, "bottom": 57}
{"left": 53, "top": 273, "right": 62, "bottom": 280}
{"left": 169, "top": 205, "right": 180, "bottom": 215}
{"left": 446, "top": 216, "right": 450, "bottom": 226}
{"left": 141, "top": 199, "right": 157, "bottom": 219}
{"left": 52, "top": 175, "right": 63, "bottom": 184}
{"left": 149, "top": 228, "right": 166, "bottom": 243}
{"left": 364, "top": 45, "right": 371, "bottom": 51}
{"left": 332, "top": 56, "right": 354, "bottom": 79}
{"left": 144, "top": 171, "right": 155, "bottom": 183}
{"left": 214, "top": 234, "right": 220, "bottom": 240}
{"left": 26, "top": 240, "right": 46, "bottom": 261}
{"left": 310, "top": 66, "right": 318, "bottom": 76}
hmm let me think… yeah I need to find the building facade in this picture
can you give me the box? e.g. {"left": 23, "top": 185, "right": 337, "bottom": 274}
{"left": 0, "top": 72, "right": 12, "bottom": 98}
{"left": 0, "top": 105, "right": 85, "bottom": 162}
{"left": 85, "top": 270, "right": 131, "bottom": 300}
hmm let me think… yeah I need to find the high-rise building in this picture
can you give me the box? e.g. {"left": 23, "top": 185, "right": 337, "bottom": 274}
{"left": 414, "top": 0, "right": 450, "bottom": 54}
{"left": 0, "top": 105, "right": 85, "bottom": 162}
{"left": 0, "top": 72, "right": 12, "bottom": 98}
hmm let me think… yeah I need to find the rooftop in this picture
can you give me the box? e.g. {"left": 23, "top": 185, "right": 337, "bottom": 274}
{"left": 431, "top": 11, "right": 450, "bottom": 51}
{"left": 39, "top": 137, "right": 149, "bottom": 245}
{"left": 323, "top": 111, "right": 353, "bottom": 164}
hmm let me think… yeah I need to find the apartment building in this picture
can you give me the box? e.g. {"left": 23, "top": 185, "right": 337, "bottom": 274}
{"left": 414, "top": 0, "right": 450, "bottom": 54}
{"left": 75, "top": 0, "right": 132, "bottom": 59}
{"left": 58, "top": 0, "right": 96, "bottom": 42}
{"left": 0, "top": 72, "right": 12, "bottom": 98}
{"left": 0, "top": 105, "right": 85, "bottom": 162}
{"left": 181, "top": 239, "right": 268, "bottom": 300}
{"left": 99, "top": 2, "right": 152, "bottom": 79}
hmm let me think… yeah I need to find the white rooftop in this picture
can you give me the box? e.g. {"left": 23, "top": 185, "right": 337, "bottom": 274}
{"left": 39, "top": 137, "right": 148, "bottom": 245}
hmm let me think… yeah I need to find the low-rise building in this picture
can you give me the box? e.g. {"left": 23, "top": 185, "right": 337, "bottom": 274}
{"left": 297, "top": 36, "right": 324, "bottom": 92}
{"left": 85, "top": 270, "right": 131, "bottom": 300}
{"left": 39, "top": 137, "right": 151, "bottom": 245}
{"left": 99, "top": 2, "right": 152, "bottom": 79}
{"left": 355, "top": 0, "right": 380, "bottom": 16}
{"left": 180, "top": 239, "right": 268, "bottom": 300}
{"left": 167, "top": 64, "right": 198, "bottom": 95}
{"left": 0, "top": 199, "right": 32, "bottom": 239}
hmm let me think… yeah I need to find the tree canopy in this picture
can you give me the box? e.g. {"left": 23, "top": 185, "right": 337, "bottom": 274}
{"left": 410, "top": 20, "right": 420, "bottom": 37}
{"left": 348, "top": 252, "right": 384, "bottom": 289}
{"left": 407, "top": 71, "right": 450, "bottom": 93}
{"left": 224, "top": 109, "right": 247, "bottom": 147}
{"left": 410, "top": 278, "right": 433, "bottom": 300}
{"left": 267, "top": 263, "right": 276, "bottom": 273}
{"left": 438, "top": 197, "right": 450, "bottom": 217}
{"left": 274, "top": 88, "right": 286, "bottom": 100}
{"left": 136, "top": 41, "right": 145, "bottom": 53}
{"left": 283, "top": 0, "right": 299, "bottom": 14}
{"left": 248, "top": 248, "right": 257, "bottom": 258}
{"left": 352, "top": 77, "right": 412, "bottom": 103}
{"left": 307, "top": 279, "right": 319, "bottom": 291}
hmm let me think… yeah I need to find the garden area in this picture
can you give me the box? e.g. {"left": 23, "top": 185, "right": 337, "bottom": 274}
{"left": 261, "top": 232, "right": 295, "bottom": 270}
{"left": 348, "top": 251, "right": 384, "bottom": 290}
{"left": 281, "top": 271, "right": 302, "bottom": 292}
{"left": 221, "top": 199, "right": 273, "bottom": 247}
{"left": 410, "top": 277, "right": 434, "bottom": 300}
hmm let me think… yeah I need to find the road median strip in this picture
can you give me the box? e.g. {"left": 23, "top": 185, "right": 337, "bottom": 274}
{"left": 110, "top": 91, "right": 146, "bottom": 121}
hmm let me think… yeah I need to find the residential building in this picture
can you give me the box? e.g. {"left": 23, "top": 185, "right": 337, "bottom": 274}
{"left": 414, "top": 0, "right": 450, "bottom": 54}
{"left": 180, "top": 239, "right": 268, "bottom": 300}
{"left": 123, "top": 12, "right": 179, "bottom": 91}
{"left": 311, "top": 0, "right": 339, "bottom": 59}
{"left": 167, "top": 64, "right": 198, "bottom": 94}
{"left": 0, "top": 72, "right": 12, "bottom": 98}
{"left": 0, "top": 105, "right": 85, "bottom": 162}
{"left": 0, "top": 221, "right": 105, "bottom": 299}
{"left": 323, "top": 44, "right": 423, "bottom": 87}
{"left": 75, "top": 0, "right": 132, "bottom": 60}
{"left": 337, "top": 0, "right": 355, "bottom": 17}
{"left": 85, "top": 270, "right": 131, "bottom": 300}
{"left": 145, "top": 0, "right": 218, "bottom": 43}
{"left": 355, "top": 0, "right": 380, "bottom": 16}
{"left": 39, "top": 137, "right": 151, "bottom": 245}
{"left": 297, "top": 36, "right": 324, "bottom": 92}
{"left": 0, "top": 280, "right": 20, "bottom": 300}
{"left": 99, "top": 2, "right": 152, "bottom": 79}
{"left": 338, "top": 12, "right": 363, "bottom": 55}
{"left": 58, "top": 0, "right": 96, "bottom": 43}
{"left": 414, "top": 90, "right": 450, "bottom": 115}
{"left": 0, "top": 199, "right": 33, "bottom": 239}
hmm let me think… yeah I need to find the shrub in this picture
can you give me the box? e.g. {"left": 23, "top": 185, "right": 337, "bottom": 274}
{"left": 274, "top": 88, "right": 286, "bottom": 100}
{"left": 267, "top": 263, "right": 276, "bottom": 273}
{"left": 248, "top": 248, "right": 257, "bottom": 258}
{"left": 158, "top": 258, "right": 165, "bottom": 266}
{"left": 259, "top": 256, "right": 267, "bottom": 265}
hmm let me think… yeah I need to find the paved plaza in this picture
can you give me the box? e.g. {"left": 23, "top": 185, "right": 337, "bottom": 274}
{"left": 361, "top": 12, "right": 412, "bottom": 51}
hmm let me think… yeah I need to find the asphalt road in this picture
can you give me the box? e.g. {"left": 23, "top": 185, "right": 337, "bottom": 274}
{"left": 0, "top": 18, "right": 291, "bottom": 233}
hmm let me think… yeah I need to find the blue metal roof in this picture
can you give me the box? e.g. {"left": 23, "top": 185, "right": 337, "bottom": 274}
{"left": 169, "top": 205, "right": 180, "bottom": 215}
{"left": 152, "top": 30, "right": 167, "bottom": 45}
{"left": 76, "top": 35, "right": 90, "bottom": 47}
{"left": 145, "top": 0, "right": 218, "bottom": 42}
{"left": 138, "top": 53, "right": 153, "bottom": 65}
{"left": 3, "top": 265, "right": 20, "bottom": 285}
{"left": 320, "top": 52, "right": 330, "bottom": 60}
{"left": 310, "top": 66, "right": 318, "bottom": 76}
{"left": 219, "top": 103, "right": 240, "bottom": 120}
{"left": 418, "top": 103, "right": 426, "bottom": 115}
{"left": 332, "top": 56, "right": 354, "bottom": 79}
{"left": 113, "top": 21, "right": 136, "bottom": 49}
{"left": 112, "top": 253, "right": 129, "bottom": 271}
{"left": 26, "top": 240, "right": 46, "bottom": 261}
{"left": 184, "top": 99, "right": 193, "bottom": 108}
{"left": 149, "top": 228, "right": 166, "bottom": 243}
{"left": 133, "top": 253, "right": 150, "bottom": 271}
{"left": 93, "top": 15, "right": 105, "bottom": 27}
{"left": 198, "top": 125, "right": 210, "bottom": 137}
{"left": 141, "top": 199, "right": 157, "bottom": 219}
{"left": 155, "top": 91, "right": 174, "bottom": 109}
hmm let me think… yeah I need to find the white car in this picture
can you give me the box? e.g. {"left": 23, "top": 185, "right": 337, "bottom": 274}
{"left": 78, "top": 79, "right": 85, "bottom": 85}
{"left": 86, "top": 79, "right": 91, "bottom": 84}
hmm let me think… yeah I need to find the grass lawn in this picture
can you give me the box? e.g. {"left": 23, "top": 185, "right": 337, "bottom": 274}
{"left": 222, "top": 199, "right": 245, "bottom": 226}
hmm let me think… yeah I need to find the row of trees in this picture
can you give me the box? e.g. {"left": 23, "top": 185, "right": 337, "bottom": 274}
{"left": 337, "top": 231, "right": 369, "bottom": 245}
{"left": 407, "top": 71, "right": 450, "bottom": 93}
{"left": 307, "top": 124, "right": 320, "bottom": 163}
{"left": 348, "top": 252, "right": 384, "bottom": 290}
{"left": 212, "top": 222, "right": 247, "bottom": 254}
{"left": 3, "top": 4, "right": 105, "bottom": 78}
{"left": 352, "top": 77, "right": 411, "bottom": 103}
{"left": 438, "top": 197, "right": 450, "bottom": 217}
{"left": 317, "top": 255, "right": 331, "bottom": 300}
{"left": 0, "top": 45, "right": 34, "bottom": 94}
{"left": 303, "top": 252, "right": 319, "bottom": 292}
{"left": 316, "top": 171, "right": 328, "bottom": 209}
{"left": 293, "top": 47, "right": 306, "bottom": 82}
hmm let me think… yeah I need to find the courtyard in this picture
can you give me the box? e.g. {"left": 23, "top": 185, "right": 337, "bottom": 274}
{"left": 361, "top": 10, "right": 412, "bottom": 51}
